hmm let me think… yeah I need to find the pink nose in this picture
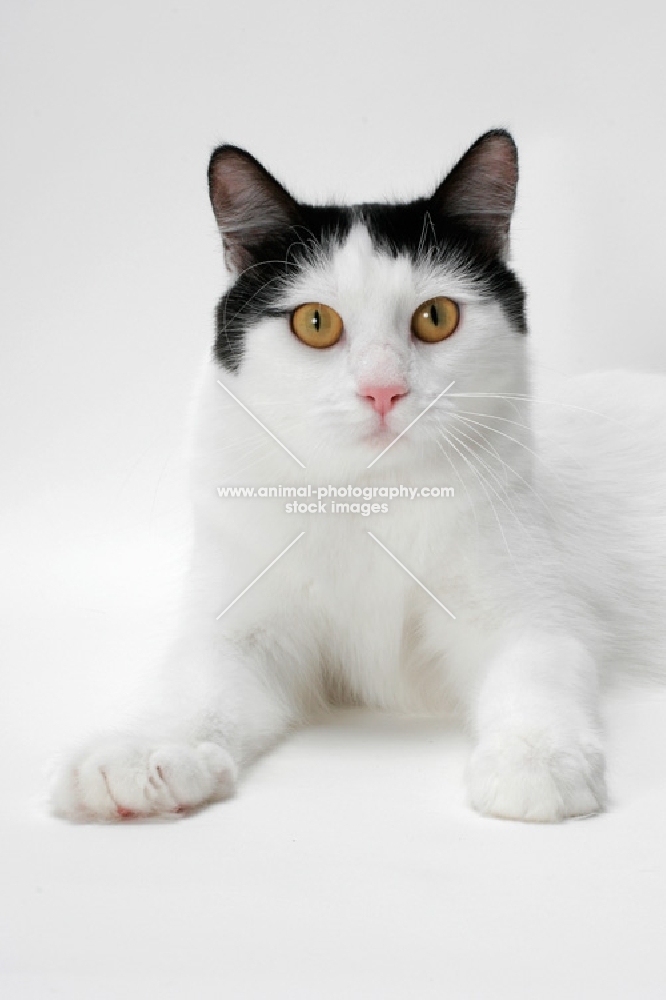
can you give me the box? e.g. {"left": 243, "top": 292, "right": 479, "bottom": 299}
{"left": 359, "top": 383, "right": 408, "bottom": 418}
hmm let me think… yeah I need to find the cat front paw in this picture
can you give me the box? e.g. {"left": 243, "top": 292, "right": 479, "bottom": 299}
{"left": 467, "top": 728, "right": 606, "bottom": 823}
{"left": 51, "top": 737, "right": 237, "bottom": 822}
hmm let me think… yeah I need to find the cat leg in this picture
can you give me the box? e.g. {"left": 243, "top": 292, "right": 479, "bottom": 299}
{"left": 466, "top": 632, "right": 607, "bottom": 822}
{"left": 51, "top": 632, "right": 305, "bottom": 822}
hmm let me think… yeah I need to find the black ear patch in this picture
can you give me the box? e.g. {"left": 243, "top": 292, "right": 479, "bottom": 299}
{"left": 430, "top": 129, "right": 518, "bottom": 260}
{"left": 208, "top": 148, "right": 352, "bottom": 370}
{"left": 208, "top": 145, "right": 302, "bottom": 273}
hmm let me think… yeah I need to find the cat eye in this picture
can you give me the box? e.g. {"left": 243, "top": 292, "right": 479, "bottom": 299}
{"left": 291, "top": 303, "right": 344, "bottom": 349}
{"left": 411, "top": 296, "right": 459, "bottom": 343}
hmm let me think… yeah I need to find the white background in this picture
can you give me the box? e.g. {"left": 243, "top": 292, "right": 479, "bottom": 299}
{"left": 2, "top": 1, "right": 666, "bottom": 997}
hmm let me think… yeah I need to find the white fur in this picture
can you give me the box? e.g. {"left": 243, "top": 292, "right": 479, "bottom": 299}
{"left": 52, "top": 225, "right": 666, "bottom": 823}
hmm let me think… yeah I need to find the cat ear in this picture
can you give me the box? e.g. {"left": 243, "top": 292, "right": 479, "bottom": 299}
{"left": 430, "top": 129, "right": 518, "bottom": 259}
{"left": 208, "top": 145, "right": 301, "bottom": 274}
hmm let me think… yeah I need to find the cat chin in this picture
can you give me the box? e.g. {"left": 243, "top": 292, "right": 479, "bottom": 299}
{"left": 361, "top": 426, "right": 395, "bottom": 445}
{"left": 308, "top": 422, "right": 400, "bottom": 457}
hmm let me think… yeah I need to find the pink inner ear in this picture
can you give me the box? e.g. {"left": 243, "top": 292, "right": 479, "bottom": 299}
{"left": 208, "top": 147, "right": 299, "bottom": 273}
{"left": 432, "top": 130, "right": 518, "bottom": 257}
{"left": 210, "top": 154, "right": 266, "bottom": 226}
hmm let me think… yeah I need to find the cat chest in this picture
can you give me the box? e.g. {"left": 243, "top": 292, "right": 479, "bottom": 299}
{"left": 294, "top": 512, "right": 465, "bottom": 703}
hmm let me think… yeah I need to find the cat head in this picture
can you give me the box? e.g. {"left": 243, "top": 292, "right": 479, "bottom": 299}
{"left": 208, "top": 131, "right": 527, "bottom": 471}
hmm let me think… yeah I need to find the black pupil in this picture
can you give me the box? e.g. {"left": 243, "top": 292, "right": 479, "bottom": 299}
{"left": 313, "top": 309, "right": 321, "bottom": 332}
{"left": 430, "top": 303, "right": 439, "bottom": 325}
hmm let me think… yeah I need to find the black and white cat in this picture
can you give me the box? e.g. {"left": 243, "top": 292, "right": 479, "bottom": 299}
{"left": 53, "top": 130, "right": 666, "bottom": 823}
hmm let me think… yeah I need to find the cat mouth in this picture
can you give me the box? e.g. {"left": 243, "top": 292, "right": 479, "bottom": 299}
{"left": 362, "top": 421, "right": 400, "bottom": 444}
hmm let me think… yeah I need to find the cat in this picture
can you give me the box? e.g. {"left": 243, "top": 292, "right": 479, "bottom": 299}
{"left": 52, "top": 129, "right": 666, "bottom": 823}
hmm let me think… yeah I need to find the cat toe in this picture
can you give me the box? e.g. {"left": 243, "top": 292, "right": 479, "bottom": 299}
{"left": 51, "top": 737, "right": 237, "bottom": 822}
{"left": 467, "top": 729, "right": 607, "bottom": 823}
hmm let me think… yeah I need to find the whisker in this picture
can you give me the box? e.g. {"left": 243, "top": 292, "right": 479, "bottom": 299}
{"left": 452, "top": 416, "right": 510, "bottom": 485}
{"left": 422, "top": 424, "right": 481, "bottom": 554}
{"left": 453, "top": 413, "right": 570, "bottom": 484}
{"left": 447, "top": 392, "right": 625, "bottom": 426}
{"left": 445, "top": 426, "right": 527, "bottom": 533}
{"left": 222, "top": 269, "right": 292, "bottom": 336}
{"left": 435, "top": 430, "right": 522, "bottom": 575}
{"left": 453, "top": 415, "right": 556, "bottom": 519}
{"left": 455, "top": 408, "right": 532, "bottom": 433}
{"left": 455, "top": 407, "right": 591, "bottom": 474}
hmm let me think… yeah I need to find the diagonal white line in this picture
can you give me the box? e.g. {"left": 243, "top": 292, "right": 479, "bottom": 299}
{"left": 366, "top": 380, "right": 455, "bottom": 469}
{"left": 216, "top": 532, "right": 305, "bottom": 620}
{"left": 217, "top": 380, "right": 306, "bottom": 468}
{"left": 367, "top": 531, "right": 456, "bottom": 620}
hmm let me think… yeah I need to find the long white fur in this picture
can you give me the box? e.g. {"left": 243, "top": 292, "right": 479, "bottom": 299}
{"left": 52, "top": 225, "right": 666, "bottom": 823}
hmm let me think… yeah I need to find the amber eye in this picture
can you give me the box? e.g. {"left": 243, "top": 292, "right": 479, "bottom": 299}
{"left": 411, "top": 296, "right": 459, "bottom": 343}
{"left": 291, "top": 303, "right": 344, "bottom": 349}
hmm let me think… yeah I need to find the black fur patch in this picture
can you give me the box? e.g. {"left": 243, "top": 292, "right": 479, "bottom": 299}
{"left": 213, "top": 207, "right": 352, "bottom": 372}
{"left": 213, "top": 198, "right": 526, "bottom": 373}
{"left": 359, "top": 201, "right": 527, "bottom": 336}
